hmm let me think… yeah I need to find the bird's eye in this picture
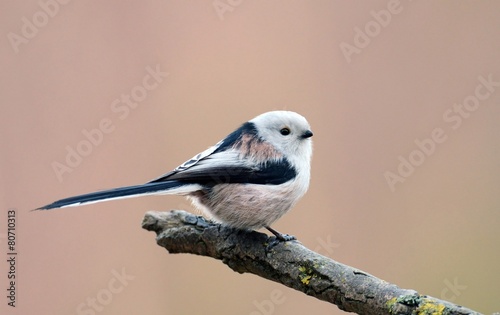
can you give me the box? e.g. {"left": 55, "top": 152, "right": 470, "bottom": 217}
{"left": 280, "top": 128, "right": 291, "bottom": 136}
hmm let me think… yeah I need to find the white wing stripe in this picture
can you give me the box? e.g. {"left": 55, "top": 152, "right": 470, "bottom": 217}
{"left": 174, "top": 140, "right": 224, "bottom": 172}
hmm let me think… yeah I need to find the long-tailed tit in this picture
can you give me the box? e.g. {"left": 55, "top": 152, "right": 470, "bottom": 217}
{"left": 36, "top": 111, "right": 313, "bottom": 241}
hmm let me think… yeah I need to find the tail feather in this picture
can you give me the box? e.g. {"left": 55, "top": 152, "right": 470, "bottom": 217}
{"left": 35, "top": 180, "right": 198, "bottom": 210}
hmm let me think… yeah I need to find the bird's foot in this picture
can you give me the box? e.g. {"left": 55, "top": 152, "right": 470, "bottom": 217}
{"left": 265, "top": 226, "right": 296, "bottom": 241}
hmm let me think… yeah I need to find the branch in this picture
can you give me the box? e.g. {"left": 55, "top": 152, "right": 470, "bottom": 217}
{"left": 142, "top": 210, "right": 481, "bottom": 315}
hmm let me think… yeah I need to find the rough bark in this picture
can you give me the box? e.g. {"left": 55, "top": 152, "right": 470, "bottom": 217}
{"left": 142, "top": 210, "right": 481, "bottom": 315}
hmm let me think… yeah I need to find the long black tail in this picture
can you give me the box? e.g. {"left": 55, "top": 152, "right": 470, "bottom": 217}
{"left": 35, "top": 180, "right": 193, "bottom": 210}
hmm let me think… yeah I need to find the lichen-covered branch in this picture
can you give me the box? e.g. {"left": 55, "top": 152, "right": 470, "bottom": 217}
{"left": 142, "top": 210, "right": 481, "bottom": 315}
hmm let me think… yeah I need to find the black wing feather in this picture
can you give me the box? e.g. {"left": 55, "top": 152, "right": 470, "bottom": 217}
{"left": 152, "top": 160, "right": 296, "bottom": 186}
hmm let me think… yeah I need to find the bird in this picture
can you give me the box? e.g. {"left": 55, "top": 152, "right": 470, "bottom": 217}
{"left": 36, "top": 111, "right": 313, "bottom": 241}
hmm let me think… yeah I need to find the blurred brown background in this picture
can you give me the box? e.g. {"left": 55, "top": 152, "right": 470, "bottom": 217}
{"left": 1, "top": 1, "right": 499, "bottom": 314}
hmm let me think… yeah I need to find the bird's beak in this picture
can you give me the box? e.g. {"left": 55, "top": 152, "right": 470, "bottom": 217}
{"left": 301, "top": 130, "right": 313, "bottom": 139}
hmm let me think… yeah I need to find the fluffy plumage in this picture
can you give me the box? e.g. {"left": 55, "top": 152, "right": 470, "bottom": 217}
{"left": 36, "top": 111, "right": 313, "bottom": 240}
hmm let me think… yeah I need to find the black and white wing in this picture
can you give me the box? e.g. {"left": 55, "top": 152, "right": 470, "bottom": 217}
{"left": 149, "top": 122, "right": 297, "bottom": 186}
